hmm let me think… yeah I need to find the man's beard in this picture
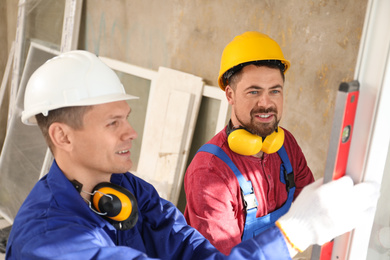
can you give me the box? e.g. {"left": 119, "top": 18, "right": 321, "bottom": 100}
{"left": 236, "top": 107, "right": 279, "bottom": 137}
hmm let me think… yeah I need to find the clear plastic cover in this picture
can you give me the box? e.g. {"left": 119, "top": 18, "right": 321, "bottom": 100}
{"left": 0, "top": 44, "right": 58, "bottom": 222}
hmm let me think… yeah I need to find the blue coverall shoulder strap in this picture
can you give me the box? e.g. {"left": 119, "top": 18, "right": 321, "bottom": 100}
{"left": 196, "top": 143, "right": 295, "bottom": 241}
{"left": 197, "top": 144, "right": 254, "bottom": 195}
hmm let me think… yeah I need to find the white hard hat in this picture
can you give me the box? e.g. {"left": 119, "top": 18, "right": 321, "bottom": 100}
{"left": 22, "top": 50, "right": 138, "bottom": 125}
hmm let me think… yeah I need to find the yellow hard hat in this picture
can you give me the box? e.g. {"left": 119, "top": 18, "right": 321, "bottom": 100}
{"left": 218, "top": 31, "right": 290, "bottom": 90}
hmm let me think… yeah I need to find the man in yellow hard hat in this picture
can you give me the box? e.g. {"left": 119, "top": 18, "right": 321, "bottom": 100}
{"left": 184, "top": 31, "right": 315, "bottom": 254}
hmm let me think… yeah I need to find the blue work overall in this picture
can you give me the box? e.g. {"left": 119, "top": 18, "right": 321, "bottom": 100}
{"left": 197, "top": 143, "right": 295, "bottom": 241}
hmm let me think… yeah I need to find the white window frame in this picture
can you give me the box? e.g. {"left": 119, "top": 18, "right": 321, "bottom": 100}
{"left": 331, "top": 0, "right": 390, "bottom": 259}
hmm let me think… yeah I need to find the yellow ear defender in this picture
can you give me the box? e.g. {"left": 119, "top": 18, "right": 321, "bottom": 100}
{"left": 91, "top": 182, "right": 139, "bottom": 230}
{"left": 227, "top": 126, "right": 285, "bottom": 156}
{"left": 92, "top": 185, "right": 133, "bottom": 222}
{"left": 71, "top": 180, "right": 139, "bottom": 230}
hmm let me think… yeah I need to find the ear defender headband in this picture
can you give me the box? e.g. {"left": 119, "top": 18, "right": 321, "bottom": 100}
{"left": 72, "top": 180, "right": 139, "bottom": 230}
{"left": 226, "top": 123, "right": 285, "bottom": 156}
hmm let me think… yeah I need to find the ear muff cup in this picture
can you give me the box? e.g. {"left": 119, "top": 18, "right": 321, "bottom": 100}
{"left": 91, "top": 182, "right": 138, "bottom": 230}
{"left": 228, "top": 129, "right": 263, "bottom": 156}
{"left": 228, "top": 126, "right": 285, "bottom": 155}
{"left": 262, "top": 127, "right": 285, "bottom": 154}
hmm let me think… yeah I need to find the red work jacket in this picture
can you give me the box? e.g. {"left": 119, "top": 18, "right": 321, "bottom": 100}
{"left": 184, "top": 126, "right": 314, "bottom": 255}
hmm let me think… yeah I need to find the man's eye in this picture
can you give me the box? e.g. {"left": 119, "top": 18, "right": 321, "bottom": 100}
{"left": 249, "top": 91, "right": 258, "bottom": 95}
{"left": 108, "top": 121, "right": 118, "bottom": 126}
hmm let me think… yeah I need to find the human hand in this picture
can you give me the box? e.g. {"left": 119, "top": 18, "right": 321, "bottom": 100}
{"left": 276, "top": 176, "right": 380, "bottom": 252}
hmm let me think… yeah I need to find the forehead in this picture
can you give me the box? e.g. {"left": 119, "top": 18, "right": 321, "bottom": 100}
{"left": 239, "top": 65, "right": 284, "bottom": 84}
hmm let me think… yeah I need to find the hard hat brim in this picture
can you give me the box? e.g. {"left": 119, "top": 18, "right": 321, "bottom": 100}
{"left": 21, "top": 93, "right": 139, "bottom": 125}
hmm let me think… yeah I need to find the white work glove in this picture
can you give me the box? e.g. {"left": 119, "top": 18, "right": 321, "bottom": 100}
{"left": 276, "top": 176, "right": 380, "bottom": 252}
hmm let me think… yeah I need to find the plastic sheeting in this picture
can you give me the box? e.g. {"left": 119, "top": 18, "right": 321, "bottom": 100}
{"left": 0, "top": 43, "right": 59, "bottom": 222}
{"left": 0, "top": 0, "right": 67, "bottom": 223}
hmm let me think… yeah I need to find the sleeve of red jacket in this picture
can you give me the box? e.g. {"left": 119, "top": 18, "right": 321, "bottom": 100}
{"left": 184, "top": 152, "right": 243, "bottom": 255}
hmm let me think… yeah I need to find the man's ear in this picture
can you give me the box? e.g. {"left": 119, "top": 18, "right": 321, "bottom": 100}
{"left": 48, "top": 122, "right": 73, "bottom": 152}
{"left": 225, "top": 85, "right": 235, "bottom": 105}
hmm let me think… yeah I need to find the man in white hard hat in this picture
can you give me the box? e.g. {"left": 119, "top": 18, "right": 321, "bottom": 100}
{"left": 6, "top": 50, "right": 379, "bottom": 259}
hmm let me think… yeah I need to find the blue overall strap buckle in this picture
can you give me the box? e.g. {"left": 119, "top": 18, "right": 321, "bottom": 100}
{"left": 241, "top": 189, "right": 257, "bottom": 211}
{"left": 277, "top": 145, "right": 295, "bottom": 192}
{"left": 284, "top": 169, "right": 295, "bottom": 193}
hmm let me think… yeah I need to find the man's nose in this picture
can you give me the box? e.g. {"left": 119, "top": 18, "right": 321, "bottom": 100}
{"left": 257, "top": 93, "right": 272, "bottom": 107}
{"left": 122, "top": 122, "right": 138, "bottom": 141}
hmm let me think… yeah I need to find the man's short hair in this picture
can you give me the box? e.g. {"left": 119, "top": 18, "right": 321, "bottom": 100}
{"left": 223, "top": 60, "right": 286, "bottom": 90}
{"left": 35, "top": 106, "right": 92, "bottom": 152}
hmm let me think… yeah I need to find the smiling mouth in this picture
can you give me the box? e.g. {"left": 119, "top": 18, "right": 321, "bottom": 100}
{"left": 258, "top": 114, "right": 271, "bottom": 118}
{"left": 255, "top": 113, "right": 275, "bottom": 120}
{"left": 116, "top": 149, "right": 130, "bottom": 154}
